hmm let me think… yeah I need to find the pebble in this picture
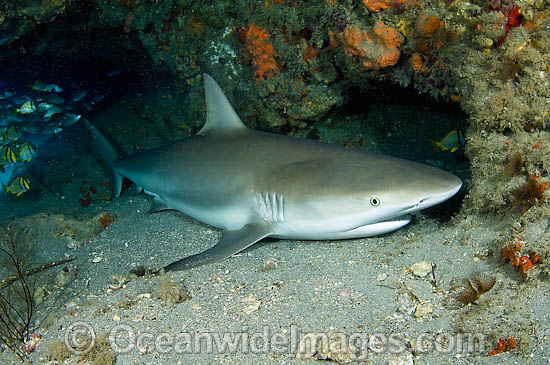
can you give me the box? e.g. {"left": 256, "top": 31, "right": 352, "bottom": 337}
{"left": 413, "top": 303, "right": 433, "bottom": 318}
{"left": 410, "top": 261, "right": 432, "bottom": 277}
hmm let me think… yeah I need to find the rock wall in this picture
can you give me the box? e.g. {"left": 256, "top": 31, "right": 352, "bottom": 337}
{"left": 2, "top": 0, "right": 549, "bottom": 218}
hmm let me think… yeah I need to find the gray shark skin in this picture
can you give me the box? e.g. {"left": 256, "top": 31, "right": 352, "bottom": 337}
{"left": 85, "top": 73, "right": 462, "bottom": 272}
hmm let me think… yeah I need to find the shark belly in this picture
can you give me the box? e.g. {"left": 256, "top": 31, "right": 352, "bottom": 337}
{"left": 270, "top": 216, "right": 411, "bottom": 240}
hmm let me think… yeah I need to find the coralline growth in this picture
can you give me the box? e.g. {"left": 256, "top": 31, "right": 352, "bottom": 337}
{"left": 240, "top": 23, "right": 278, "bottom": 81}
{"left": 330, "top": 21, "right": 404, "bottom": 70}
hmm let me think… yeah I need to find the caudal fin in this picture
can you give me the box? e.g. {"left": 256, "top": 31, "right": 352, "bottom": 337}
{"left": 83, "top": 119, "right": 123, "bottom": 198}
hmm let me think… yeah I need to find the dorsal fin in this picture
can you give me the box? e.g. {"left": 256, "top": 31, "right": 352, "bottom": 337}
{"left": 198, "top": 73, "right": 247, "bottom": 136}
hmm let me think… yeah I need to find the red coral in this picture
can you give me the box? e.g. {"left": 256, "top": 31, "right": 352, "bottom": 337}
{"left": 98, "top": 213, "right": 114, "bottom": 229}
{"left": 489, "top": 337, "right": 516, "bottom": 356}
{"left": 496, "top": 5, "right": 523, "bottom": 46}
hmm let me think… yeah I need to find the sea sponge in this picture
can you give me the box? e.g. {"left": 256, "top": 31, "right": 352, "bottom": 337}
{"left": 362, "top": 0, "right": 417, "bottom": 12}
{"left": 240, "top": 23, "right": 278, "bottom": 80}
{"left": 414, "top": 13, "right": 444, "bottom": 54}
{"left": 453, "top": 273, "right": 496, "bottom": 304}
{"left": 48, "top": 340, "right": 70, "bottom": 362}
{"left": 155, "top": 273, "right": 192, "bottom": 304}
{"left": 339, "top": 21, "right": 404, "bottom": 69}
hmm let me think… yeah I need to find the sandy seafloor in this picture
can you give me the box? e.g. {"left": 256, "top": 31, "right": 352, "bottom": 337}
{"left": 1, "top": 82, "right": 549, "bottom": 365}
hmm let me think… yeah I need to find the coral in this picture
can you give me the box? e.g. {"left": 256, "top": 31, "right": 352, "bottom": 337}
{"left": 496, "top": 5, "right": 523, "bottom": 46}
{"left": 414, "top": 13, "right": 444, "bottom": 54}
{"left": 415, "top": 13, "right": 444, "bottom": 39}
{"left": 511, "top": 174, "right": 547, "bottom": 209}
{"left": 156, "top": 274, "right": 191, "bottom": 304}
{"left": 0, "top": 223, "right": 36, "bottom": 361}
{"left": 302, "top": 43, "right": 320, "bottom": 63}
{"left": 77, "top": 335, "right": 115, "bottom": 365}
{"left": 504, "top": 151, "right": 523, "bottom": 177}
{"left": 98, "top": 213, "right": 114, "bottom": 229}
{"left": 410, "top": 52, "right": 427, "bottom": 73}
{"left": 501, "top": 237, "right": 541, "bottom": 276}
{"left": 501, "top": 237, "right": 524, "bottom": 267}
{"left": 453, "top": 273, "right": 496, "bottom": 304}
{"left": 489, "top": 337, "right": 516, "bottom": 356}
{"left": 361, "top": 0, "right": 416, "bottom": 13}
{"left": 48, "top": 339, "right": 70, "bottom": 362}
{"left": 337, "top": 21, "right": 404, "bottom": 70}
{"left": 240, "top": 23, "right": 278, "bottom": 80}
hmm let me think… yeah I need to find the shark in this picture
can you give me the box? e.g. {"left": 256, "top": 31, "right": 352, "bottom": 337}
{"left": 85, "top": 73, "right": 462, "bottom": 272}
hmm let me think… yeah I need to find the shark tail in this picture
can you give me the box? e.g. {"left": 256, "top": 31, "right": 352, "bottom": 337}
{"left": 83, "top": 119, "right": 123, "bottom": 198}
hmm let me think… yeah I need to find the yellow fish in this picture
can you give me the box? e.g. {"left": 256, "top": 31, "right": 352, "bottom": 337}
{"left": 2, "top": 176, "right": 30, "bottom": 196}
{"left": 16, "top": 100, "right": 37, "bottom": 114}
{"left": 430, "top": 130, "right": 466, "bottom": 152}
{"left": 0, "top": 145, "right": 17, "bottom": 164}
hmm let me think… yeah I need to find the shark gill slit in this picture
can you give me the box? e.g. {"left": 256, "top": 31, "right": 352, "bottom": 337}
{"left": 257, "top": 192, "right": 285, "bottom": 224}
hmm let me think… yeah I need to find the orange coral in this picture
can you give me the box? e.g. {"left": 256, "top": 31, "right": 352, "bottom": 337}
{"left": 415, "top": 13, "right": 443, "bottom": 38}
{"left": 529, "top": 251, "right": 542, "bottom": 264}
{"left": 241, "top": 23, "right": 278, "bottom": 81}
{"left": 414, "top": 13, "right": 444, "bottom": 54}
{"left": 502, "top": 237, "right": 524, "bottom": 267}
{"left": 362, "top": 0, "right": 416, "bottom": 12}
{"left": 410, "top": 52, "right": 427, "bottom": 73}
{"left": 518, "top": 256, "right": 533, "bottom": 274}
{"left": 529, "top": 174, "right": 547, "bottom": 202}
{"left": 339, "top": 21, "right": 404, "bottom": 69}
{"left": 489, "top": 337, "right": 516, "bottom": 356}
{"left": 98, "top": 213, "right": 114, "bottom": 229}
{"left": 502, "top": 237, "right": 542, "bottom": 276}
{"left": 302, "top": 43, "right": 320, "bottom": 63}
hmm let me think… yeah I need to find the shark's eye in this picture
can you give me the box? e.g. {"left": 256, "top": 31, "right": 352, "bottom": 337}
{"left": 370, "top": 196, "right": 381, "bottom": 206}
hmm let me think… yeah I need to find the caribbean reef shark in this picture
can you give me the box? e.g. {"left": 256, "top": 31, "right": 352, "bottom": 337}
{"left": 85, "top": 73, "right": 462, "bottom": 271}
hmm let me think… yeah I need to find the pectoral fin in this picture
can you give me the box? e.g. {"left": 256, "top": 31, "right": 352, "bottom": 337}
{"left": 163, "top": 222, "right": 273, "bottom": 271}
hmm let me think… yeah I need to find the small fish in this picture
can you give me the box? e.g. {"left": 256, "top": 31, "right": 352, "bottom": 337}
{"left": 105, "top": 69, "right": 121, "bottom": 77}
{"left": 12, "top": 95, "right": 32, "bottom": 104}
{"left": 1, "top": 111, "right": 23, "bottom": 125}
{"left": 0, "top": 90, "right": 15, "bottom": 99}
{"left": 40, "top": 94, "right": 65, "bottom": 104}
{"left": 42, "top": 124, "right": 63, "bottom": 134}
{"left": 0, "top": 145, "right": 17, "bottom": 164}
{"left": 72, "top": 90, "right": 87, "bottom": 102}
{"left": 37, "top": 102, "right": 54, "bottom": 112}
{"left": 43, "top": 105, "right": 64, "bottom": 120}
{"left": 0, "top": 101, "right": 12, "bottom": 110}
{"left": 44, "top": 84, "right": 64, "bottom": 93}
{"left": 430, "top": 130, "right": 466, "bottom": 152}
{"left": 30, "top": 79, "right": 46, "bottom": 92}
{"left": 16, "top": 100, "right": 37, "bottom": 114}
{"left": 16, "top": 142, "right": 37, "bottom": 162}
{"left": 1, "top": 125, "right": 22, "bottom": 143}
{"left": 61, "top": 113, "right": 82, "bottom": 128}
{"left": 2, "top": 176, "right": 30, "bottom": 196}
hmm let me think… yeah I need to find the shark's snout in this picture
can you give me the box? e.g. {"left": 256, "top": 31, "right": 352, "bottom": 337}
{"left": 415, "top": 176, "right": 462, "bottom": 211}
